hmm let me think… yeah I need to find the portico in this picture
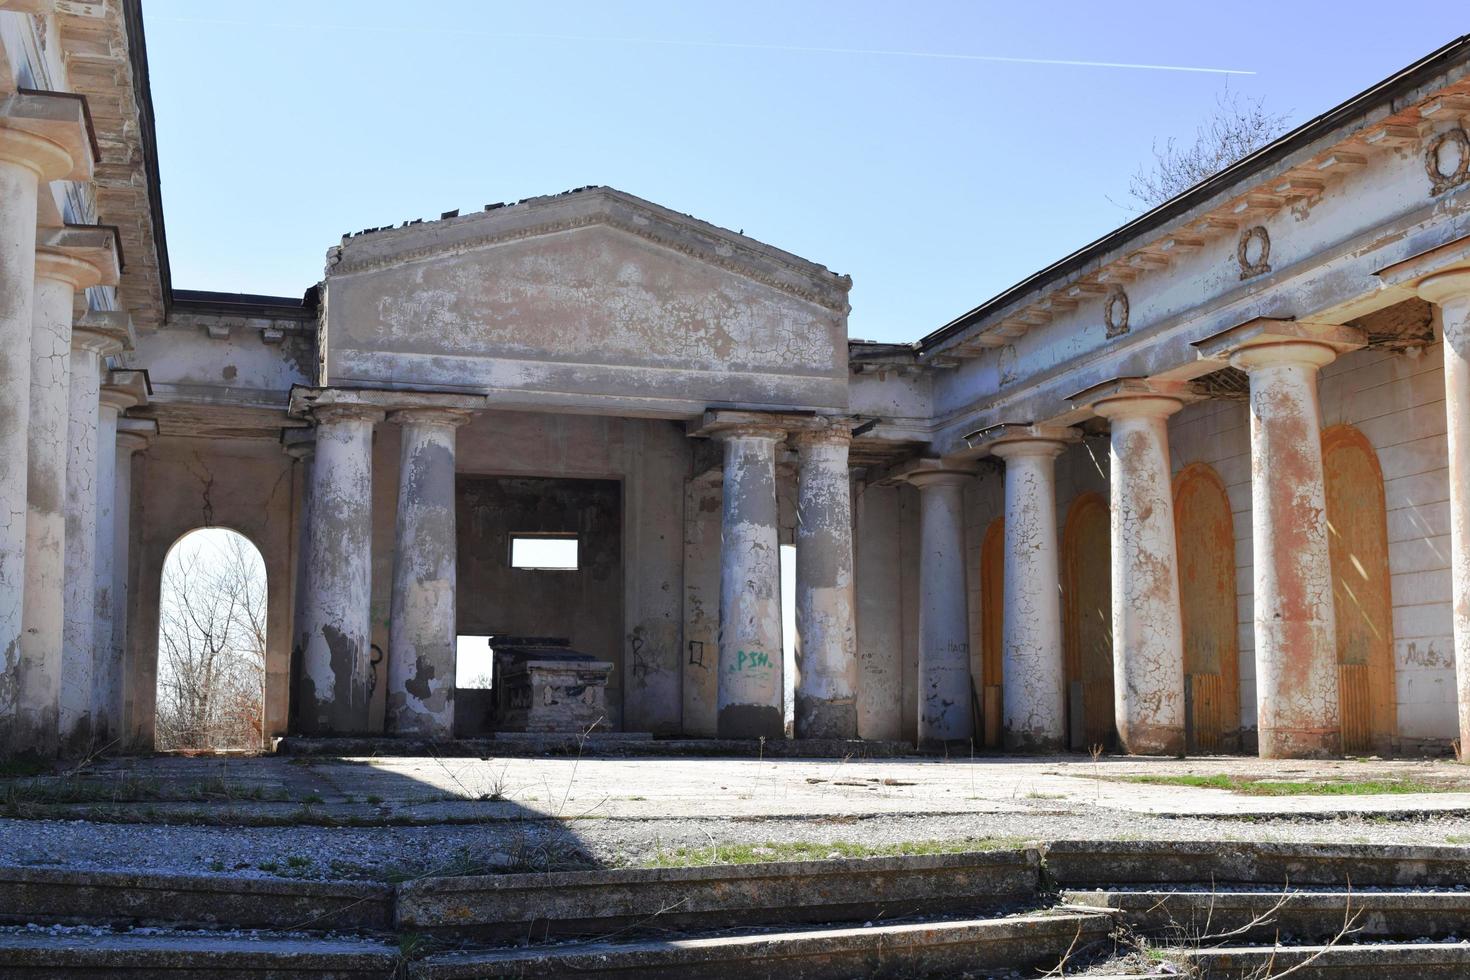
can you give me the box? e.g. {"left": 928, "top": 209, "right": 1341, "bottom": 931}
{"left": 5, "top": 0, "right": 1470, "bottom": 765}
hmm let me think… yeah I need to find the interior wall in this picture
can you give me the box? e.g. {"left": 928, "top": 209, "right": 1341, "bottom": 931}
{"left": 455, "top": 475, "right": 623, "bottom": 730}
{"left": 387, "top": 410, "right": 693, "bottom": 735}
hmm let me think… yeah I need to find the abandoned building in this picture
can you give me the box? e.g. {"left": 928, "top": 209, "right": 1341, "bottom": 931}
{"left": 0, "top": 5, "right": 1468, "bottom": 764}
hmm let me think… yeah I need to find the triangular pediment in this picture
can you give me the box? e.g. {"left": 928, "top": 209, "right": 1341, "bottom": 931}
{"left": 320, "top": 187, "right": 852, "bottom": 419}
{"left": 328, "top": 186, "right": 850, "bottom": 314}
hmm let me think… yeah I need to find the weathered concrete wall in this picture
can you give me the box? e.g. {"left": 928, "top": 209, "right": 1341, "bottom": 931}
{"left": 681, "top": 474, "right": 722, "bottom": 737}
{"left": 125, "top": 436, "right": 297, "bottom": 750}
{"left": 853, "top": 481, "right": 905, "bottom": 741}
{"left": 324, "top": 189, "right": 851, "bottom": 419}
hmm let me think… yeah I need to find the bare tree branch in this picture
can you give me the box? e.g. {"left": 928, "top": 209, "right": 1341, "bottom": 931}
{"left": 1126, "top": 88, "right": 1291, "bottom": 210}
{"left": 156, "top": 530, "right": 267, "bottom": 752}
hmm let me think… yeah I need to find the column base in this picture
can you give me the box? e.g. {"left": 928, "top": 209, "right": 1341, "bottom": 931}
{"left": 718, "top": 703, "right": 784, "bottom": 740}
{"left": 1003, "top": 730, "right": 1066, "bottom": 754}
{"left": 1118, "top": 723, "right": 1185, "bottom": 758}
{"left": 1259, "top": 727, "right": 1342, "bottom": 759}
{"left": 795, "top": 696, "right": 857, "bottom": 740}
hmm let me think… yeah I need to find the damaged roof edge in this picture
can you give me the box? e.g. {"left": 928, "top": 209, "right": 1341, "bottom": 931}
{"left": 123, "top": 0, "right": 171, "bottom": 317}
{"left": 917, "top": 33, "right": 1470, "bottom": 354}
{"left": 172, "top": 289, "right": 318, "bottom": 321}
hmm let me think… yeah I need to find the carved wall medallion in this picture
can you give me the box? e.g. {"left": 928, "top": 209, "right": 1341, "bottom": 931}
{"left": 1104, "top": 286, "right": 1130, "bottom": 339}
{"left": 1237, "top": 225, "right": 1272, "bottom": 280}
{"left": 1426, "top": 128, "right": 1470, "bottom": 195}
{"left": 998, "top": 344, "right": 1018, "bottom": 386}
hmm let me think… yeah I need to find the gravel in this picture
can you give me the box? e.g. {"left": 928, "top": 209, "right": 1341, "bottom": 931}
{"left": 3, "top": 805, "right": 1469, "bottom": 882}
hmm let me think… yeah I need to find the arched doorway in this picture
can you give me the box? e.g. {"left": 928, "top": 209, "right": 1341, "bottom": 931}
{"left": 1173, "top": 463, "right": 1240, "bottom": 753}
{"left": 979, "top": 517, "right": 1005, "bottom": 748}
{"left": 1321, "top": 425, "right": 1396, "bottom": 754}
{"left": 155, "top": 528, "right": 268, "bottom": 752}
{"left": 1062, "top": 493, "right": 1114, "bottom": 749}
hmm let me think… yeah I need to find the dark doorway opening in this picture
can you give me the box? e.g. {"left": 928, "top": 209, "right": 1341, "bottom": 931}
{"left": 455, "top": 476, "right": 623, "bottom": 734}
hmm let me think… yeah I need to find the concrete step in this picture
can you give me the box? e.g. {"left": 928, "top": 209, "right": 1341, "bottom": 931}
{"left": 412, "top": 909, "right": 1116, "bottom": 979}
{"left": 1046, "top": 839, "right": 1470, "bottom": 888}
{"left": 0, "top": 928, "right": 400, "bottom": 978}
{"left": 0, "top": 866, "right": 393, "bottom": 933}
{"left": 1165, "top": 940, "right": 1470, "bottom": 978}
{"left": 398, "top": 848, "right": 1042, "bottom": 940}
{"left": 1066, "top": 887, "right": 1470, "bottom": 943}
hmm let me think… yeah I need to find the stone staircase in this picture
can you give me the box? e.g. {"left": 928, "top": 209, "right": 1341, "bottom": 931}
{"left": 1054, "top": 841, "right": 1470, "bottom": 978}
{"left": 0, "top": 840, "right": 1466, "bottom": 977}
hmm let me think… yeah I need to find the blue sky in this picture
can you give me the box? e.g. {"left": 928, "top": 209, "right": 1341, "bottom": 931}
{"left": 143, "top": 2, "right": 1463, "bottom": 343}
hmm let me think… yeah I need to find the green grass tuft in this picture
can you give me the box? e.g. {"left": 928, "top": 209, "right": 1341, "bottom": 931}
{"left": 1115, "top": 773, "right": 1461, "bottom": 796}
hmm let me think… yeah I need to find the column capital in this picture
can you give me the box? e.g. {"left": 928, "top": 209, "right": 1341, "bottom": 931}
{"left": 312, "top": 403, "right": 386, "bottom": 427}
{"left": 388, "top": 406, "right": 473, "bottom": 429}
{"left": 35, "top": 226, "right": 122, "bottom": 290}
{"left": 1070, "top": 377, "right": 1193, "bottom": 420}
{"left": 0, "top": 90, "right": 96, "bottom": 181}
{"left": 72, "top": 310, "right": 133, "bottom": 357}
{"left": 288, "top": 384, "right": 484, "bottom": 422}
{"left": 280, "top": 426, "right": 315, "bottom": 462}
{"left": 1417, "top": 267, "right": 1470, "bottom": 306}
{"left": 1193, "top": 316, "right": 1364, "bottom": 367}
{"left": 1229, "top": 341, "right": 1340, "bottom": 373}
{"left": 790, "top": 419, "right": 853, "bottom": 449}
{"left": 695, "top": 409, "right": 795, "bottom": 442}
{"left": 100, "top": 368, "right": 150, "bottom": 414}
{"left": 115, "top": 417, "right": 156, "bottom": 455}
{"left": 966, "top": 423, "right": 1079, "bottom": 460}
{"left": 892, "top": 457, "right": 977, "bottom": 490}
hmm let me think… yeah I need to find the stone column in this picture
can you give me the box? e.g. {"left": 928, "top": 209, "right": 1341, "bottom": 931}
{"left": 92, "top": 374, "right": 145, "bottom": 744}
{"left": 714, "top": 421, "right": 787, "bottom": 739}
{"left": 0, "top": 115, "right": 80, "bottom": 754}
{"left": 297, "top": 403, "right": 383, "bottom": 734}
{"left": 792, "top": 424, "right": 858, "bottom": 740}
{"left": 386, "top": 408, "right": 468, "bottom": 738}
{"left": 907, "top": 466, "right": 975, "bottom": 747}
{"left": 18, "top": 245, "right": 109, "bottom": 755}
{"left": 1419, "top": 270, "right": 1470, "bottom": 756}
{"left": 106, "top": 420, "right": 153, "bottom": 744}
{"left": 282, "top": 431, "right": 314, "bottom": 735}
{"left": 59, "top": 318, "right": 128, "bottom": 752}
{"left": 1093, "top": 389, "right": 1187, "bottom": 756}
{"left": 991, "top": 429, "right": 1075, "bottom": 752}
{"left": 1232, "top": 342, "right": 1341, "bottom": 759}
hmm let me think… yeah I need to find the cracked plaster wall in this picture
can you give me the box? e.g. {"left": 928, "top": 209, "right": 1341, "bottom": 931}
{"left": 326, "top": 221, "right": 848, "bottom": 417}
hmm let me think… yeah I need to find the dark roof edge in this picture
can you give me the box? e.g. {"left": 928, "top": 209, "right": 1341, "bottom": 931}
{"left": 918, "top": 34, "right": 1470, "bottom": 353}
{"left": 171, "top": 288, "right": 318, "bottom": 321}
{"left": 122, "top": 0, "right": 171, "bottom": 316}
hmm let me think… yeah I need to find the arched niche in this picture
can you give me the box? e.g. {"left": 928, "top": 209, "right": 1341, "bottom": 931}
{"left": 1173, "top": 462, "right": 1241, "bottom": 753}
{"left": 1061, "top": 492, "right": 1114, "bottom": 750}
{"left": 979, "top": 517, "right": 1005, "bottom": 748}
{"left": 1321, "top": 424, "right": 1397, "bottom": 754}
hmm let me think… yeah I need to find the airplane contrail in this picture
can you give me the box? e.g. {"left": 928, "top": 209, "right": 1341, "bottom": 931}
{"left": 154, "top": 17, "right": 1256, "bottom": 75}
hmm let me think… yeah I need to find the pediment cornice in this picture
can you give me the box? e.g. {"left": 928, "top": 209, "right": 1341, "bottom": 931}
{"left": 325, "top": 186, "right": 852, "bottom": 315}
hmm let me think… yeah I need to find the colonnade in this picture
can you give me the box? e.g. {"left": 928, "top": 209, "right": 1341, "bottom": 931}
{"left": 907, "top": 299, "right": 1470, "bottom": 760}
{"left": 0, "top": 95, "right": 148, "bottom": 756}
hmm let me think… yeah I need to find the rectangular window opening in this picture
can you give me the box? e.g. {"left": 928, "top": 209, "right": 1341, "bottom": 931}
{"left": 510, "top": 534, "right": 579, "bottom": 570}
{"left": 456, "top": 635, "right": 494, "bottom": 689}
